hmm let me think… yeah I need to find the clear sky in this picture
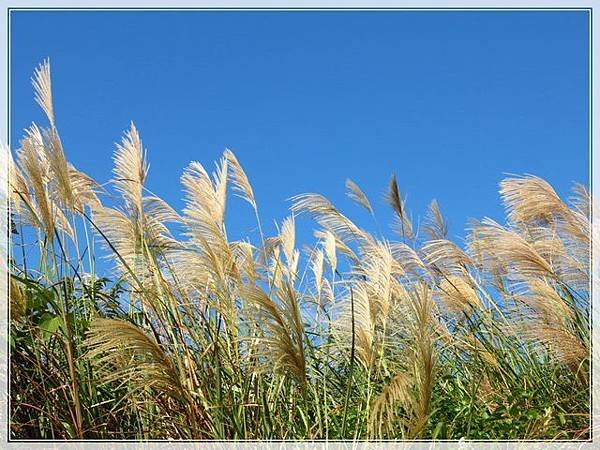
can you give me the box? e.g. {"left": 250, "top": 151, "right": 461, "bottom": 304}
{"left": 10, "top": 10, "right": 590, "bottom": 250}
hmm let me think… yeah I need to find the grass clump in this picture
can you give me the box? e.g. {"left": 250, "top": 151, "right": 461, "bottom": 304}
{"left": 8, "top": 60, "right": 590, "bottom": 441}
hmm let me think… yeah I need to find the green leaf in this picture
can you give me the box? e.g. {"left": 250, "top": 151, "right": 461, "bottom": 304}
{"left": 61, "top": 421, "right": 75, "bottom": 438}
{"left": 432, "top": 421, "right": 445, "bottom": 439}
{"left": 39, "top": 314, "right": 62, "bottom": 339}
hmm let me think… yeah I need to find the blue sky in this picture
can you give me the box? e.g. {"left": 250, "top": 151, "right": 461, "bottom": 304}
{"left": 10, "top": 10, "right": 590, "bottom": 252}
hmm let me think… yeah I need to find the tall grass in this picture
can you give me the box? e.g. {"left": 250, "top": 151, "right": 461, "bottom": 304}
{"left": 8, "top": 60, "right": 590, "bottom": 440}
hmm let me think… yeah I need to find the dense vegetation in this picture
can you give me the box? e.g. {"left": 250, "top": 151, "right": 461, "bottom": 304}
{"left": 8, "top": 61, "right": 590, "bottom": 440}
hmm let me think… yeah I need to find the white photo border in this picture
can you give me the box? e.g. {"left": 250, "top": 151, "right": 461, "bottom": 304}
{"left": 0, "top": 2, "right": 596, "bottom": 449}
